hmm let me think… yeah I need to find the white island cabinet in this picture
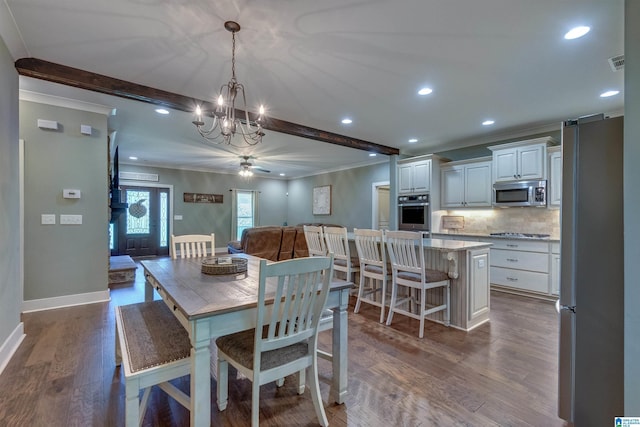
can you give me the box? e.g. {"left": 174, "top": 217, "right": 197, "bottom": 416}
{"left": 420, "top": 239, "right": 492, "bottom": 331}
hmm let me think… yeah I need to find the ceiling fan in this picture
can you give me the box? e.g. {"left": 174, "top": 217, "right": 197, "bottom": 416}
{"left": 239, "top": 155, "right": 271, "bottom": 175}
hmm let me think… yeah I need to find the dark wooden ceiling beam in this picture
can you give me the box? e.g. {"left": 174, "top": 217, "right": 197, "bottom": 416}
{"left": 15, "top": 58, "right": 399, "bottom": 156}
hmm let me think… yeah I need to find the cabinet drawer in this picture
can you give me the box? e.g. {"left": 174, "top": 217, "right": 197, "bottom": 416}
{"left": 491, "top": 248, "right": 549, "bottom": 272}
{"left": 491, "top": 266, "right": 549, "bottom": 293}
{"left": 490, "top": 239, "right": 549, "bottom": 253}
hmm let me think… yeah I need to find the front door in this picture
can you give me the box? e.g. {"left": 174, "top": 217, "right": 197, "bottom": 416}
{"left": 114, "top": 186, "right": 170, "bottom": 257}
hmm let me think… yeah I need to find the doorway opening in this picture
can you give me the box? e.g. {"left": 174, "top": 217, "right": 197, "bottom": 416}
{"left": 110, "top": 184, "right": 171, "bottom": 257}
{"left": 371, "top": 181, "right": 390, "bottom": 230}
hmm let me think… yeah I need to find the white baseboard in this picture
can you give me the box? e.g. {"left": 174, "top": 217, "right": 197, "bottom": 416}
{"left": 0, "top": 322, "right": 25, "bottom": 376}
{"left": 22, "top": 289, "right": 111, "bottom": 313}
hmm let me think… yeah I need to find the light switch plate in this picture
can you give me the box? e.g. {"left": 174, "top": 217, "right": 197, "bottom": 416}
{"left": 60, "top": 214, "right": 82, "bottom": 225}
{"left": 41, "top": 214, "right": 56, "bottom": 225}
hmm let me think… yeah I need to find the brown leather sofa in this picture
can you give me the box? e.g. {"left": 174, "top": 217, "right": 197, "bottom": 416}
{"left": 227, "top": 223, "right": 343, "bottom": 261}
{"left": 227, "top": 226, "right": 285, "bottom": 261}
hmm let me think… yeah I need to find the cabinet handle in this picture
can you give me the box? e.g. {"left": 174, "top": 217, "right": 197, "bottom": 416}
{"left": 506, "top": 258, "right": 519, "bottom": 262}
{"left": 507, "top": 277, "right": 518, "bottom": 282}
{"left": 506, "top": 244, "right": 519, "bottom": 248}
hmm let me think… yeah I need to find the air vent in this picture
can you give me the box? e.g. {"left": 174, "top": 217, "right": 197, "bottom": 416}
{"left": 119, "top": 171, "right": 159, "bottom": 182}
{"left": 608, "top": 54, "right": 624, "bottom": 71}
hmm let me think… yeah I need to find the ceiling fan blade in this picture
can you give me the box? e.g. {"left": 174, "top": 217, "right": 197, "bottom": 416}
{"left": 251, "top": 165, "right": 271, "bottom": 173}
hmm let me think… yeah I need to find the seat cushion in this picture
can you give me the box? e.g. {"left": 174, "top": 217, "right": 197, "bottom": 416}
{"left": 334, "top": 256, "right": 360, "bottom": 268}
{"left": 396, "top": 269, "right": 449, "bottom": 283}
{"left": 216, "top": 328, "right": 308, "bottom": 371}
{"left": 117, "top": 301, "right": 191, "bottom": 373}
{"left": 364, "top": 264, "right": 384, "bottom": 274}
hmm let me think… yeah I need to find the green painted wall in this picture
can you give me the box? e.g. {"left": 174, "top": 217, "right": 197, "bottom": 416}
{"left": 0, "top": 32, "right": 21, "bottom": 351}
{"left": 20, "top": 101, "right": 109, "bottom": 300}
{"left": 286, "top": 162, "right": 390, "bottom": 229}
{"left": 119, "top": 164, "right": 288, "bottom": 246}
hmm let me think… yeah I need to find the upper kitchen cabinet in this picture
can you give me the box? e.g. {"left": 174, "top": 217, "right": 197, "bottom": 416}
{"left": 441, "top": 158, "right": 492, "bottom": 208}
{"left": 548, "top": 146, "right": 562, "bottom": 207}
{"left": 398, "top": 155, "right": 440, "bottom": 194}
{"left": 489, "top": 137, "right": 557, "bottom": 182}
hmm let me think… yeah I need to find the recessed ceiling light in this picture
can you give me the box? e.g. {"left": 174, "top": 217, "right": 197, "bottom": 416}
{"left": 341, "top": 118, "right": 353, "bottom": 124}
{"left": 564, "top": 26, "right": 590, "bottom": 40}
{"left": 129, "top": 156, "right": 138, "bottom": 160}
{"left": 482, "top": 120, "right": 495, "bottom": 126}
{"left": 155, "top": 108, "right": 170, "bottom": 115}
{"left": 408, "top": 138, "right": 418, "bottom": 143}
{"left": 418, "top": 87, "right": 433, "bottom": 96}
{"left": 600, "top": 90, "right": 620, "bottom": 98}
{"left": 279, "top": 173, "right": 285, "bottom": 176}
{"left": 369, "top": 153, "right": 377, "bottom": 157}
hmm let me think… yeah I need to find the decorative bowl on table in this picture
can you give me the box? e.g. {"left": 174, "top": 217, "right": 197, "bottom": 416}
{"left": 201, "top": 257, "right": 248, "bottom": 275}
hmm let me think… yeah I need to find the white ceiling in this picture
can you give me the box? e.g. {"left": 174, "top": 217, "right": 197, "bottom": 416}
{"left": 2, "top": 0, "right": 624, "bottom": 178}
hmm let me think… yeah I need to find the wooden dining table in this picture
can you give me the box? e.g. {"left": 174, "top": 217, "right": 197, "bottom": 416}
{"left": 140, "top": 254, "right": 353, "bottom": 427}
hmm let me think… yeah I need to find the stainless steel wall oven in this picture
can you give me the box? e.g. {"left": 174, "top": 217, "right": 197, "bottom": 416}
{"left": 398, "top": 193, "right": 430, "bottom": 232}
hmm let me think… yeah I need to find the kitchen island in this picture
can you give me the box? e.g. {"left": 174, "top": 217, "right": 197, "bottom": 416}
{"left": 418, "top": 238, "right": 492, "bottom": 331}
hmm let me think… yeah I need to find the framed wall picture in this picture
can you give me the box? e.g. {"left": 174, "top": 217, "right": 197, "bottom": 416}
{"left": 183, "top": 193, "right": 223, "bottom": 203}
{"left": 312, "top": 185, "right": 331, "bottom": 215}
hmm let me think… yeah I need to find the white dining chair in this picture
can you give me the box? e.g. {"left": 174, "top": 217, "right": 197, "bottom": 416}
{"left": 384, "top": 230, "right": 450, "bottom": 338}
{"left": 353, "top": 228, "right": 391, "bottom": 323}
{"left": 303, "top": 225, "right": 327, "bottom": 257}
{"left": 170, "top": 233, "right": 215, "bottom": 259}
{"left": 323, "top": 226, "right": 360, "bottom": 285}
{"left": 215, "top": 255, "right": 334, "bottom": 427}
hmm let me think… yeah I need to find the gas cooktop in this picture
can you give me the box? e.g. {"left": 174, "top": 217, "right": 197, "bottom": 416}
{"left": 490, "top": 232, "right": 551, "bottom": 239}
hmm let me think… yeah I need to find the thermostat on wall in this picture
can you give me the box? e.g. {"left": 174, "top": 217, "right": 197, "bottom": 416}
{"left": 63, "top": 189, "right": 81, "bottom": 199}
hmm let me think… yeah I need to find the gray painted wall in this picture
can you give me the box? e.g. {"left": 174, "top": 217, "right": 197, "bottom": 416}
{"left": 286, "top": 162, "right": 390, "bottom": 229}
{"left": 20, "top": 101, "right": 109, "bottom": 300}
{"left": 119, "top": 164, "right": 288, "bottom": 246}
{"left": 625, "top": 0, "right": 640, "bottom": 414}
{"left": 0, "top": 33, "right": 21, "bottom": 353}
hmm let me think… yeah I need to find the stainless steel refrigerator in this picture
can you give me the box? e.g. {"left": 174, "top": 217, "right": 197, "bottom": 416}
{"left": 558, "top": 114, "right": 624, "bottom": 425}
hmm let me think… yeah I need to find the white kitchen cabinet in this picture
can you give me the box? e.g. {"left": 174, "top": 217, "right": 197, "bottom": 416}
{"left": 550, "top": 242, "right": 560, "bottom": 295}
{"left": 398, "top": 159, "right": 431, "bottom": 194}
{"left": 441, "top": 158, "right": 492, "bottom": 208}
{"left": 548, "top": 146, "right": 562, "bottom": 207}
{"left": 489, "top": 137, "right": 556, "bottom": 182}
{"left": 489, "top": 238, "right": 551, "bottom": 295}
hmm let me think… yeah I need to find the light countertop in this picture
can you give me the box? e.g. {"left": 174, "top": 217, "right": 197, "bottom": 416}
{"left": 433, "top": 232, "right": 560, "bottom": 243}
{"left": 422, "top": 238, "right": 492, "bottom": 251}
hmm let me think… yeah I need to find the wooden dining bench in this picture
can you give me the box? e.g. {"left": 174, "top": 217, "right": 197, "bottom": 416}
{"left": 115, "top": 300, "right": 192, "bottom": 426}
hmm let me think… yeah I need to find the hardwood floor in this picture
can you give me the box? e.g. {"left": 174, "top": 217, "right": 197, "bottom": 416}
{"left": 0, "top": 262, "right": 570, "bottom": 426}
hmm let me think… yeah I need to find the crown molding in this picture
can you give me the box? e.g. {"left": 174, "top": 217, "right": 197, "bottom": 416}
{"left": 19, "top": 89, "right": 115, "bottom": 116}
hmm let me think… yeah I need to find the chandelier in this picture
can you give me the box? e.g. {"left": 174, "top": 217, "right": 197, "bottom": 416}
{"left": 192, "top": 21, "right": 265, "bottom": 147}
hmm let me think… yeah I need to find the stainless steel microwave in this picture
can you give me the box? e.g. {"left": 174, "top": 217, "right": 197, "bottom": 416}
{"left": 493, "top": 180, "right": 547, "bottom": 207}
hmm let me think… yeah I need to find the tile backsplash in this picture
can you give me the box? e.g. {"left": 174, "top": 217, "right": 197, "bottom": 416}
{"left": 439, "top": 208, "right": 560, "bottom": 238}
